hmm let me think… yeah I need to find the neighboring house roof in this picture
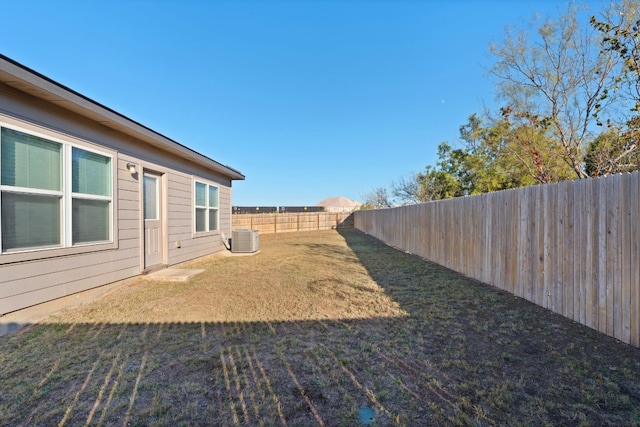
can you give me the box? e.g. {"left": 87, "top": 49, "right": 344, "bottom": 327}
{"left": 316, "top": 196, "right": 361, "bottom": 207}
{"left": 0, "top": 54, "right": 244, "bottom": 181}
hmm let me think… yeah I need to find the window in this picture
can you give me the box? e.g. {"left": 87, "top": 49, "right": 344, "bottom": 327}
{"left": 143, "top": 174, "right": 158, "bottom": 220}
{"left": 72, "top": 147, "right": 112, "bottom": 244}
{"left": 0, "top": 126, "right": 113, "bottom": 253}
{"left": 1, "top": 129, "right": 62, "bottom": 250}
{"left": 194, "top": 180, "right": 218, "bottom": 233}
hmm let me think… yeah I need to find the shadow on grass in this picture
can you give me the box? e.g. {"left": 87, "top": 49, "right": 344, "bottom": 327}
{"left": 1, "top": 229, "right": 640, "bottom": 426}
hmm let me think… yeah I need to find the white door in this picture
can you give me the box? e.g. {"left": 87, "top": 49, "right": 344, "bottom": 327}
{"left": 143, "top": 172, "right": 163, "bottom": 269}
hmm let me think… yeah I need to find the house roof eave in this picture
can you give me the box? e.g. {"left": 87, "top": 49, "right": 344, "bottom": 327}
{"left": 0, "top": 54, "right": 245, "bottom": 181}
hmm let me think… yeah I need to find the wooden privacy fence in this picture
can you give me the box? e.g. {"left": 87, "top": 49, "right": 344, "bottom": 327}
{"left": 232, "top": 212, "right": 354, "bottom": 234}
{"left": 354, "top": 172, "right": 640, "bottom": 347}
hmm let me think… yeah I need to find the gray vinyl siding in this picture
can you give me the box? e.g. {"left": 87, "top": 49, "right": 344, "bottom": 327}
{"left": 166, "top": 171, "right": 232, "bottom": 265}
{"left": 167, "top": 173, "right": 194, "bottom": 264}
{"left": 0, "top": 79, "right": 239, "bottom": 315}
{"left": 0, "top": 247, "right": 140, "bottom": 314}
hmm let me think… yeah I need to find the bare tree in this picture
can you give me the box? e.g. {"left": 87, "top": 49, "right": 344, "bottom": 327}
{"left": 360, "top": 187, "right": 392, "bottom": 209}
{"left": 490, "top": 2, "right": 623, "bottom": 179}
{"left": 589, "top": 0, "right": 640, "bottom": 174}
{"left": 392, "top": 173, "right": 430, "bottom": 204}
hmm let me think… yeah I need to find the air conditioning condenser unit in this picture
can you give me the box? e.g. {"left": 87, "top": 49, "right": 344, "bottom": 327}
{"left": 232, "top": 229, "right": 259, "bottom": 253}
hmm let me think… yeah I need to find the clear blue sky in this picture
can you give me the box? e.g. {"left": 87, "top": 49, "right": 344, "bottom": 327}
{"left": 0, "top": 0, "right": 602, "bottom": 206}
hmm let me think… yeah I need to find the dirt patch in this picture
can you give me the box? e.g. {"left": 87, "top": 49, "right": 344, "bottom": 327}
{"left": 1, "top": 229, "right": 639, "bottom": 426}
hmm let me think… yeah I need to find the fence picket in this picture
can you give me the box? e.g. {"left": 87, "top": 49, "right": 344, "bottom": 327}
{"left": 562, "top": 181, "right": 572, "bottom": 320}
{"left": 621, "top": 173, "right": 632, "bottom": 343}
{"left": 606, "top": 177, "right": 618, "bottom": 338}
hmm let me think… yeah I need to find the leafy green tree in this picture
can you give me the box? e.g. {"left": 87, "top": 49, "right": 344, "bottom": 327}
{"left": 394, "top": 115, "right": 544, "bottom": 203}
{"left": 498, "top": 109, "right": 576, "bottom": 183}
{"left": 456, "top": 114, "right": 537, "bottom": 191}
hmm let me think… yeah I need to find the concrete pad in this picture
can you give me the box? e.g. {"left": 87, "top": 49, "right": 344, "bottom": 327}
{"left": 218, "top": 250, "right": 261, "bottom": 257}
{"left": 144, "top": 268, "right": 204, "bottom": 282}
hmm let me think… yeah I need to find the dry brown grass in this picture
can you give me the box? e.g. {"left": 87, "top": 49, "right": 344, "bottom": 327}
{"left": 1, "top": 229, "right": 640, "bottom": 426}
{"left": 56, "top": 230, "right": 406, "bottom": 325}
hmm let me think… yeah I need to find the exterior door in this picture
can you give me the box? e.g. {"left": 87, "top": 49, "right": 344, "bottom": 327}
{"left": 143, "top": 171, "right": 163, "bottom": 269}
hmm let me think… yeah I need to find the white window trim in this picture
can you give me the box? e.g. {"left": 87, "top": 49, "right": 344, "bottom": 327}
{"left": 193, "top": 179, "right": 219, "bottom": 235}
{"left": 0, "top": 121, "right": 115, "bottom": 257}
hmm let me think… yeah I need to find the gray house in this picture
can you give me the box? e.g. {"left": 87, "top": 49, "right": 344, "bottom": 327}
{"left": 0, "top": 55, "right": 244, "bottom": 315}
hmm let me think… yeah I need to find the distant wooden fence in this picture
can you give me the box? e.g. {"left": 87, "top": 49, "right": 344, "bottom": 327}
{"left": 354, "top": 172, "right": 640, "bottom": 347}
{"left": 232, "top": 212, "right": 354, "bottom": 234}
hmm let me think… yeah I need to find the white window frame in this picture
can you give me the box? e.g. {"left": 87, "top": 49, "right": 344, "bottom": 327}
{"left": 0, "top": 122, "right": 114, "bottom": 256}
{"left": 66, "top": 144, "right": 114, "bottom": 247}
{"left": 193, "top": 179, "right": 219, "bottom": 234}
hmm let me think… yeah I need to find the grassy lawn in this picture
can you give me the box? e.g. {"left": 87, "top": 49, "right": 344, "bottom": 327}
{"left": 1, "top": 228, "right": 640, "bottom": 426}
